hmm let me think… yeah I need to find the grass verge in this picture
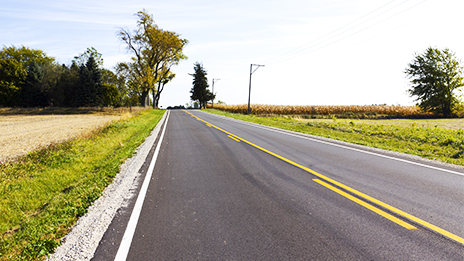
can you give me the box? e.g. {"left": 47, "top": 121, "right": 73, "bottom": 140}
{"left": 0, "top": 109, "right": 165, "bottom": 260}
{"left": 204, "top": 109, "right": 464, "bottom": 166}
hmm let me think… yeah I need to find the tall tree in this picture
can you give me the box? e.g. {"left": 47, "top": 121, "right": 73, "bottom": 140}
{"left": 118, "top": 9, "right": 187, "bottom": 107}
{"left": 115, "top": 61, "right": 143, "bottom": 106}
{"left": 405, "top": 47, "right": 464, "bottom": 117}
{"left": 190, "top": 62, "right": 214, "bottom": 109}
{"left": 76, "top": 56, "right": 103, "bottom": 107}
{"left": 40, "top": 61, "right": 64, "bottom": 106}
{"left": 20, "top": 61, "right": 46, "bottom": 107}
{"left": 53, "top": 63, "right": 80, "bottom": 107}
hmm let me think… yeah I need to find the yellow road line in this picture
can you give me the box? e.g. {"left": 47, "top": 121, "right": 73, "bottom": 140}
{"left": 313, "top": 179, "right": 416, "bottom": 230}
{"left": 182, "top": 110, "right": 464, "bottom": 244}
{"left": 228, "top": 135, "right": 241, "bottom": 142}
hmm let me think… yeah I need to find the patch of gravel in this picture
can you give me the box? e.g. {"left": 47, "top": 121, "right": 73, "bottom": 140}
{"left": 47, "top": 112, "right": 167, "bottom": 261}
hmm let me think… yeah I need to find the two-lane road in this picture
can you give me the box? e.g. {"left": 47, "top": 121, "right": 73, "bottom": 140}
{"left": 94, "top": 109, "right": 464, "bottom": 260}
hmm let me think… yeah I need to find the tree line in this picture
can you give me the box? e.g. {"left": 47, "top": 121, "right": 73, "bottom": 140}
{"left": 0, "top": 10, "right": 187, "bottom": 108}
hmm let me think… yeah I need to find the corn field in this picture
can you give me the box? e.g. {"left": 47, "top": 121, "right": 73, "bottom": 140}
{"left": 209, "top": 104, "right": 423, "bottom": 116}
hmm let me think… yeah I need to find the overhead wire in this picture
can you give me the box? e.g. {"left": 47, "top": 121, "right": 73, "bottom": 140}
{"left": 262, "top": 0, "right": 402, "bottom": 64}
{"left": 326, "top": 0, "right": 432, "bottom": 57}
{"left": 262, "top": 0, "right": 431, "bottom": 65}
{"left": 221, "top": 0, "right": 437, "bottom": 100}
{"left": 293, "top": 0, "right": 430, "bottom": 65}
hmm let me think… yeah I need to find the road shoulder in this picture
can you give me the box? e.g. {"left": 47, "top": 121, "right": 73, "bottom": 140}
{"left": 47, "top": 111, "right": 168, "bottom": 261}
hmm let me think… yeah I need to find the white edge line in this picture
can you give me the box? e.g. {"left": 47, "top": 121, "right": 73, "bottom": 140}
{"left": 114, "top": 110, "right": 170, "bottom": 261}
{"left": 200, "top": 111, "right": 464, "bottom": 177}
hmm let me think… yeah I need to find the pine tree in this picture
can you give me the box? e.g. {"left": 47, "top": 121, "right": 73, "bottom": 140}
{"left": 21, "top": 61, "right": 46, "bottom": 107}
{"left": 189, "top": 62, "right": 214, "bottom": 109}
{"left": 76, "top": 64, "right": 91, "bottom": 107}
{"left": 86, "top": 56, "right": 103, "bottom": 106}
{"left": 76, "top": 56, "right": 103, "bottom": 107}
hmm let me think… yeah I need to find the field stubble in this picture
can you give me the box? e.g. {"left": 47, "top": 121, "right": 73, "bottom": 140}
{"left": 210, "top": 104, "right": 424, "bottom": 117}
{"left": 0, "top": 107, "right": 147, "bottom": 163}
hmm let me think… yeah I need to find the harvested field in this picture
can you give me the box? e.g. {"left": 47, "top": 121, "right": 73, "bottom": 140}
{"left": 0, "top": 114, "right": 121, "bottom": 163}
{"left": 210, "top": 104, "right": 425, "bottom": 117}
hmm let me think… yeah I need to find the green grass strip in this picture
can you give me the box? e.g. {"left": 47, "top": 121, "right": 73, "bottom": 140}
{"left": 204, "top": 109, "right": 464, "bottom": 166}
{"left": 0, "top": 109, "right": 164, "bottom": 260}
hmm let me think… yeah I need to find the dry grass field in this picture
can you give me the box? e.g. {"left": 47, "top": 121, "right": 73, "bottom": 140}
{"left": 210, "top": 104, "right": 424, "bottom": 116}
{"left": 0, "top": 107, "right": 148, "bottom": 163}
{"left": 0, "top": 114, "right": 121, "bottom": 163}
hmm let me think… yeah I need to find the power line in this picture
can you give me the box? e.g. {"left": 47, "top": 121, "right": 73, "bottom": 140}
{"left": 263, "top": 0, "right": 401, "bottom": 64}
{"left": 281, "top": 0, "right": 430, "bottom": 65}
{"left": 325, "top": 0, "right": 459, "bottom": 60}
{"left": 263, "top": 0, "right": 429, "bottom": 65}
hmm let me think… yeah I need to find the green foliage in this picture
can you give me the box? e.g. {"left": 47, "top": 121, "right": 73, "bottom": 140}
{"left": 0, "top": 58, "right": 26, "bottom": 106}
{"left": 0, "top": 45, "right": 132, "bottom": 108}
{"left": 21, "top": 238, "right": 61, "bottom": 260}
{"left": 117, "top": 9, "right": 188, "bottom": 107}
{"left": 20, "top": 61, "right": 46, "bottom": 107}
{"left": 102, "top": 83, "right": 120, "bottom": 106}
{"left": 115, "top": 62, "right": 142, "bottom": 106}
{"left": 52, "top": 63, "right": 80, "bottom": 107}
{"left": 405, "top": 47, "right": 464, "bottom": 117}
{"left": 73, "top": 47, "right": 103, "bottom": 68}
{"left": 0, "top": 46, "right": 54, "bottom": 66}
{"left": 189, "top": 62, "right": 214, "bottom": 109}
{"left": 0, "top": 45, "right": 54, "bottom": 107}
{"left": 76, "top": 56, "right": 104, "bottom": 107}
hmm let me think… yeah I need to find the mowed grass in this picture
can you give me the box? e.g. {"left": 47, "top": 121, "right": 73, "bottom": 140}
{"left": 0, "top": 109, "right": 164, "bottom": 260}
{"left": 204, "top": 109, "right": 464, "bottom": 166}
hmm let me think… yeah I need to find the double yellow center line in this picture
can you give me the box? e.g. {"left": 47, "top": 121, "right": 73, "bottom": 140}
{"left": 183, "top": 110, "right": 464, "bottom": 245}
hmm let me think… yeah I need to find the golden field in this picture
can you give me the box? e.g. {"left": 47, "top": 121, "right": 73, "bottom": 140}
{"left": 0, "top": 107, "right": 148, "bottom": 163}
{"left": 0, "top": 114, "right": 121, "bottom": 163}
{"left": 210, "top": 104, "right": 424, "bottom": 116}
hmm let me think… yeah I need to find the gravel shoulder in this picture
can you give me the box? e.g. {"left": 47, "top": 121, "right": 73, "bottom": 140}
{"left": 46, "top": 111, "right": 167, "bottom": 261}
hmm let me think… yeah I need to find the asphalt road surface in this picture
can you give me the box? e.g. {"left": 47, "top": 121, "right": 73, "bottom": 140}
{"left": 93, "top": 109, "right": 464, "bottom": 260}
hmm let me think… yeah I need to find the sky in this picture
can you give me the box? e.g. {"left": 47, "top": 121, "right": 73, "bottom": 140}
{"left": 1, "top": 0, "right": 464, "bottom": 108}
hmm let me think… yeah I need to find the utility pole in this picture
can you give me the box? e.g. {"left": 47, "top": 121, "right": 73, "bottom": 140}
{"left": 248, "top": 64, "right": 264, "bottom": 115}
{"left": 212, "top": 78, "right": 220, "bottom": 108}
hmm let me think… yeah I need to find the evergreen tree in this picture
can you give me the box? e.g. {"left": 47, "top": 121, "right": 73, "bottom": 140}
{"left": 54, "top": 63, "right": 79, "bottom": 107}
{"left": 76, "top": 56, "right": 103, "bottom": 107}
{"left": 77, "top": 64, "right": 91, "bottom": 106}
{"left": 189, "top": 62, "right": 214, "bottom": 109}
{"left": 87, "top": 56, "right": 103, "bottom": 106}
{"left": 20, "top": 61, "right": 46, "bottom": 107}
